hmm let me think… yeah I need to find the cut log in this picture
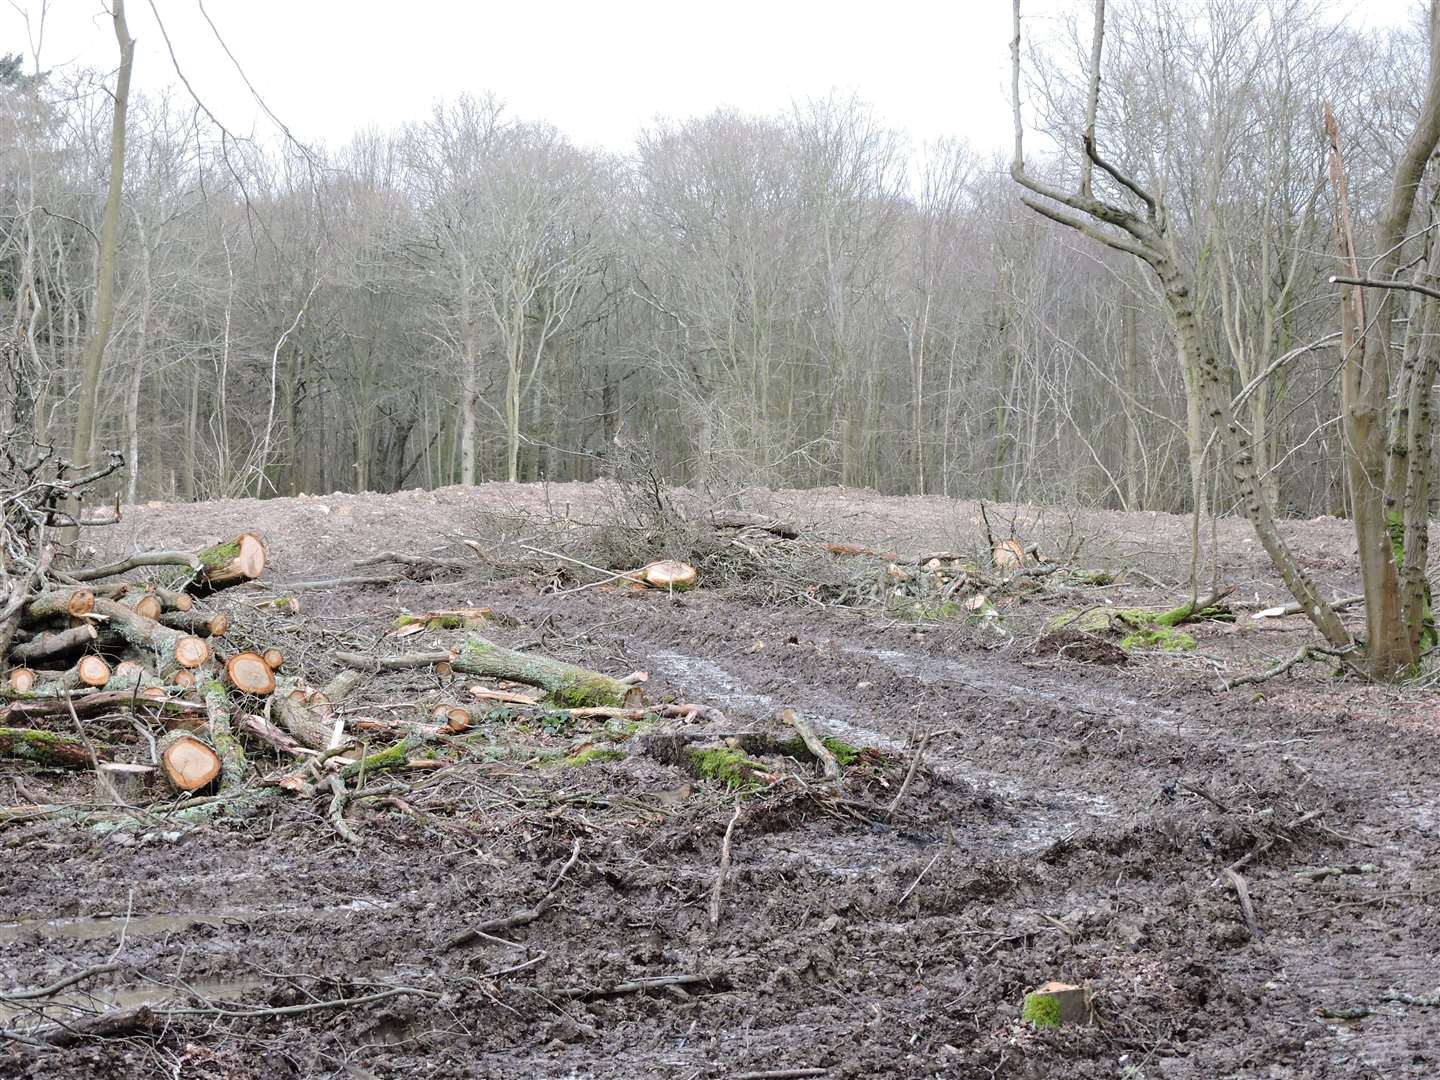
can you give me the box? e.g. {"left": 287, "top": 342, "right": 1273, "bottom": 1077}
{"left": 22, "top": 588, "right": 95, "bottom": 623}
{"left": 159, "top": 610, "right": 229, "bottom": 637}
{"left": 225, "top": 652, "right": 276, "bottom": 696}
{"left": 630, "top": 560, "right": 698, "bottom": 590}
{"left": 129, "top": 594, "right": 163, "bottom": 621}
{"left": 7, "top": 667, "right": 36, "bottom": 693}
{"left": 10, "top": 622, "right": 99, "bottom": 664}
{"left": 0, "top": 689, "right": 204, "bottom": 724}
{"left": 90, "top": 597, "right": 210, "bottom": 674}
{"left": 156, "top": 588, "right": 193, "bottom": 613}
{"left": 170, "top": 669, "right": 195, "bottom": 689}
{"left": 201, "top": 679, "right": 247, "bottom": 789}
{"left": 262, "top": 648, "right": 284, "bottom": 671}
{"left": 32, "top": 655, "right": 111, "bottom": 692}
{"left": 271, "top": 679, "right": 332, "bottom": 749}
{"left": 431, "top": 703, "right": 472, "bottom": 732}
{"left": 336, "top": 637, "right": 639, "bottom": 708}
{"left": 159, "top": 732, "right": 221, "bottom": 792}
{"left": 96, "top": 762, "right": 156, "bottom": 804}
{"left": 236, "top": 712, "right": 313, "bottom": 756}
{"left": 707, "top": 511, "right": 800, "bottom": 538}
{"left": 186, "top": 533, "right": 267, "bottom": 595}
{"left": 0, "top": 727, "right": 94, "bottom": 768}
{"left": 112, "top": 659, "right": 144, "bottom": 681}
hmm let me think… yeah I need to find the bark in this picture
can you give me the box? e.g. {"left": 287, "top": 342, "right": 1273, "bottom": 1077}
{"left": 90, "top": 597, "right": 210, "bottom": 673}
{"left": 336, "top": 637, "right": 637, "bottom": 707}
{"left": 0, "top": 690, "right": 204, "bottom": 724}
{"left": 68, "top": 1, "right": 133, "bottom": 508}
{"left": 0, "top": 727, "right": 94, "bottom": 768}
{"left": 271, "top": 680, "right": 333, "bottom": 749}
{"left": 9, "top": 623, "right": 98, "bottom": 664}
{"left": 96, "top": 762, "right": 155, "bottom": 804}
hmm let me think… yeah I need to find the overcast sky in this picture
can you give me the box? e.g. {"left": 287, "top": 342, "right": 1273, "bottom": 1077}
{"left": 0, "top": 1, "right": 1421, "bottom": 159}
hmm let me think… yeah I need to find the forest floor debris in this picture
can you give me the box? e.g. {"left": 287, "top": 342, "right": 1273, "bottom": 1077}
{"left": 0, "top": 481, "right": 1436, "bottom": 1078}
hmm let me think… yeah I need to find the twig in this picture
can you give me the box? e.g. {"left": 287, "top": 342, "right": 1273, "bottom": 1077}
{"left": 1224, "top": 868, "right": 1263, "bottom": 940}
{"left": 781, "top": 708, "right": 841, "bottom": 781}
{"left": 897, "top": 852, "right": 942, "bottom": 908}
{"left": 709, "top": 803, "right": 741, "bottom": 929}
{"left": 327, "top": 774, "right": 358, "bottom": 844}
{"left": 446, "top": 837, "right": 581, "bottom": 949}
{"left": 887, "top": 729, "right": 951, "bottom": 819}
{"left": 1, "top": 962, "right": 120, "bottom": 1002}
{"left": 550, "top": 972, "right": 723, "bottom": 1000}
{"left": 731, "top": 1070, "right": 828, "bottom": 1080}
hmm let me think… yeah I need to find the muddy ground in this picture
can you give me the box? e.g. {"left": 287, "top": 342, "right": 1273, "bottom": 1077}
{"left": 1, "top": 482, "right": 1437, "bottom": 1078}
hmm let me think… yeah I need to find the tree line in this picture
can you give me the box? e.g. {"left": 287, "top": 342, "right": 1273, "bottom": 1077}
{"left": 0, "top": 0, "right": 1429, "bottom": 519}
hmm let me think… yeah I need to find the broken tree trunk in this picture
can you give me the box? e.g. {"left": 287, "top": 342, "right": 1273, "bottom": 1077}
{"left": 159, "top": 731, "right": 221, "bottom": 792}
{"left": 90, "top": 597, "right": 209, "bottom": 674}
{"left": 185, "top": 533, "right": 267, "bottom": 596}
{"left": 336, "top": 636, "right": 638, "bottom": 708}
{"left": 0, "top": 727, "right": 95, "bottom": 768}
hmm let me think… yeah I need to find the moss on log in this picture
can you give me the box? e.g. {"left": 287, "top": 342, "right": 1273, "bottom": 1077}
{"left": 450, "top": 636, "right": 637, "bottom": 708}
{"left": 0, "top": 727, "right": 94, "bottom": 768}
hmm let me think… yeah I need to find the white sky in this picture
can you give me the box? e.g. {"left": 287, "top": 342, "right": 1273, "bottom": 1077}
{"left": 0, "top": 1, "right": 1422, "bottom": 159}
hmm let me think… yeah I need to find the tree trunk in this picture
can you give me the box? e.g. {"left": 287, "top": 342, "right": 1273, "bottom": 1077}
{"left": 68, "top": 2, "right": 133, "bottom": 506}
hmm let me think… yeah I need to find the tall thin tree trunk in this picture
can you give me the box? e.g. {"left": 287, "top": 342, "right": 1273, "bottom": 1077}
{"left": 69, "top": 1, "right": 133, "bottom": 496}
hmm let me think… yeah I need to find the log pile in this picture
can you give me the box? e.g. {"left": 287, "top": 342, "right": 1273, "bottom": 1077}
{"left": 0, "top": 508, "right": 271, "bottom": 787}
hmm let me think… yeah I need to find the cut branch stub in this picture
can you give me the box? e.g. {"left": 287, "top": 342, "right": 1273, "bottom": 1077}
{"left": 262, "top": 648, "right": 284, "bottom": 671}
{"left": 159, "top": 610, "right": 229, "bottom": 638}
{"left": 159, "top": 732, "right": 221, "bottom": 792}
{"left": 225, "top": 652, "right": 277, "bottom": 696}
{"left": 186, "top": 533, "right": 267, "bottom": 596}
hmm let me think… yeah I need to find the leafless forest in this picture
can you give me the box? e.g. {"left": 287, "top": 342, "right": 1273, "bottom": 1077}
{"left": 8, "top": 1, "right": 1440, "bottom": 1077}
{"left": 2, "top": 2, "right": 1429, "bottom": 511}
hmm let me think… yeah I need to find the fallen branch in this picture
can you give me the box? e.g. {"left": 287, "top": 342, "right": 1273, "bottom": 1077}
{"left": 1225, "top": 868, "right": 1263, "bottom": 941}
{"left": 1221, "top": 643, "right": 1358, "bottom": 691}
{"left": 781, "top": 708, "right": 840, "bottom": 781}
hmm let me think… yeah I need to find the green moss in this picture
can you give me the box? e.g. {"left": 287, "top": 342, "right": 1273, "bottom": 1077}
{"left": 1119, "top": 625, "right": 1196, "bottom": 652}
{"left": 394, "top": 613, "right": 487, "bottom": 631}
{"left": 686, "top": 746, "right": 769, "bottom": 791}
{"left": 1021, "top": 991, "right": 1062, "bottom": 1030}
{"left": 197, "top": 538, "right": 241, "bottom": 571}
{"left": 561, "top": 747, "right": 625, "bottom": 767}
{"left": 777, "top": 735, "right": 862, "bottom": 767}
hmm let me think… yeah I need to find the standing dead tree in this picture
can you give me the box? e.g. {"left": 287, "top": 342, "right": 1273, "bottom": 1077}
{"left": 1010, "top": 0, "right": 1350, "bottom": 657}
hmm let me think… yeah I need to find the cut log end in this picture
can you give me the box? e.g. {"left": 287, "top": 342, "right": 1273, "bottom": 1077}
{"left": 160, "top": 734, "right": 221, "bottom": 792}
{"left": 171, "top": 669, "right": 196, "bottom": 689}
{"left": 173, "top": 636, "right": 211, "bottom": 670}
{"left": 67, "top": 589, "right": 96, "bottom": 618}
{"left": 76, "top": 655, "right": 111, "bottom": 688}
{"left": 132, "top": 595, "right": 163, "bottom": 621}
{"left": 190, "top": 533, "right": 268, "bottom": 594}
{"left": 226, "top": 652, "right": 277, "bottom": 696}
{"left": 262, "top": 648, "right": 284, "bottom": 671}
{"left": 7, "top": 668, "right": 36, "bottom": 693}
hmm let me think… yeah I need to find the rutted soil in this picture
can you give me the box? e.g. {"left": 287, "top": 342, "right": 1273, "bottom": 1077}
{"left": 2, "top": 483, "right": 1438, "bottom": 1078}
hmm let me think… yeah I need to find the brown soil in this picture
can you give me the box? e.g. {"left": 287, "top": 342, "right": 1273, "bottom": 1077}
{"left": 2, "top": 483, "right": 1435, "bottom": 1078}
